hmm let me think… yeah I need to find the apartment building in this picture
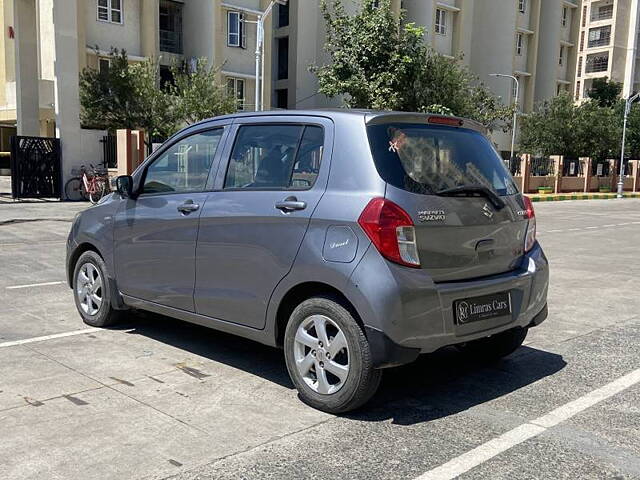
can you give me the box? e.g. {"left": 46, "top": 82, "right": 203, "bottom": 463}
{"left": 574, "top": 0, "right": 640, "bottom": 100}
{"left": 272, "top": 0, "right": 580, "bottom": 154}
{"left": 2, "top": 0, "right": 273, "bottom": 181}
{"left": 1, "top": 0, "right": 271, "bottom": 135}
{"left": 401, "top": 0, "right": 580, "bottom": 153}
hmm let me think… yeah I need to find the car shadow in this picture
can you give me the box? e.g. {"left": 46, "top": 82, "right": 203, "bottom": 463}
{"left": 350, "top": 346, "right": 566, "bottom": 425}
{"left": 120, "top": 313, "right": 566, "bottom": 425}
{"left": 118, "top": 312, "right": 294, "bottom": 389}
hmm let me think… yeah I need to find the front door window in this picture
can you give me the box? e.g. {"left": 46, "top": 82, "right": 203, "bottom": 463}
{"left": 143, "top": 129, "right": 223, "bottom": 194}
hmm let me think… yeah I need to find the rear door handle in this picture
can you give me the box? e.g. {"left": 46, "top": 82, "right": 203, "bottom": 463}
{"left": 177, "top": 200, "right": 200, "bottom": 214}
{"left": 275, "top": 196, "right": 307, "bottom": 212}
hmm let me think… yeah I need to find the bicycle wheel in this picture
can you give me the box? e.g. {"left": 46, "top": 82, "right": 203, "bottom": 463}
{"left": 65, "top": 177, "right": 88, "bottom": 202}
{"left": 89, "top": 180, "right": 106, "bottom": 204}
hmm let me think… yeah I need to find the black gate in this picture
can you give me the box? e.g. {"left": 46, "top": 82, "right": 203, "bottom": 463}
{"left": 10, "top": 136, "right": 62, "bottom": 199}
{"left": 100, "top": 134, "right": 117, "bottom": 168}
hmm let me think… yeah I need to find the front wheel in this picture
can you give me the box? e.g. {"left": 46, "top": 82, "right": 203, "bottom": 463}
{"left": 72, "top": 251, "right": 121, "bottom": 327}
{"left": 284, "top": 295, "right": 382, "bottom": 414}
{"left": 457, "top": 327, "right": 528, "bottom": 361}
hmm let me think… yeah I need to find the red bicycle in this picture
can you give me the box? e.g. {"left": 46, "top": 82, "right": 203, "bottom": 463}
{"left": 64, "top": 164, "right": 110, "bottom": 204}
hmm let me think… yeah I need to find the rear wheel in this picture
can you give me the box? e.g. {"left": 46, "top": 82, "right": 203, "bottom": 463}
{"left": 72, "top": 251, "right": 121, "bottom": 327}
{"left": 457, "top": 327, "right": 528, "bottom": 361}
{"left": 64, "top": 177, "right": 88, "bottom": 202}
{"left": 284, "top": 295, "right": 381, "bottom": 414}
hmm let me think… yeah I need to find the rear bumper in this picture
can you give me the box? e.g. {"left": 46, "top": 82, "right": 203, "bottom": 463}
{"left": 346, "top": 242, "right": 549, "bottom": 366}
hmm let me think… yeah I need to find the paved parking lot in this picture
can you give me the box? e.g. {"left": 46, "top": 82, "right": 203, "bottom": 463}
{"left": 1, "top": 197, "right": 639, "bottom": 480}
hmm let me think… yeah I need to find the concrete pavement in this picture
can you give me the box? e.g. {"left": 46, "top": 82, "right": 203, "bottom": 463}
{"left": 1, "top": 199, "right": 639, "bottom": 479}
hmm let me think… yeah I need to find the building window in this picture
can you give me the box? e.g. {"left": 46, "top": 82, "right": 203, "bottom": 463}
{"left": 519, "top": 0, "right": 526, "bottom": 14}
{"left": 516, "top": 33, "right": 524, "bottom": 55}
{"left": 580, "top": 31, "right": 585, "bottom": 52}
{"left": 277, "top": 2, "right": 290, "bottom": 28}
{"left": 435, "top": 9, "right": 447, "bottom": 35}
{"left": 159, "top": 0, "right": 183, "bottom": 54}
{"left": 561, "top": 6, "right": 568, "bottom": 27}
{"left": 277, "top": 37, "right": 289, "bottom": 80}
{"left": 585, "top": 52, "right": 609, "bottom": 73}
{"left": 581, "top": 5, "right": 587, "bottom": 27}
{"left": 276, "top": 89, "right": 288, "bottom": 109}
{"left": 588, "top": 25, "right": 611, "bottom": 48}
{"left": 226, "top": 78, "right": 245, "bottom": 111}
{"left": 99, "top": 58, "right": 110, "bottom": 75}
{"left": 97, "top": 0, "right": 122, "bottom": 24}
{"left": 559, "top": 46, "right": 564, "bottom": 66}
{"left": 577, "top": 56, "right": 583, "bottom": 77}
{"left": 227, "top": 11, "right": 246, "bottom": 48}
{"left": 575, "top": 80, "right": 581, "bottom": 100}
{"left": 591, "top": 4, "right": 614, "bottom": 21}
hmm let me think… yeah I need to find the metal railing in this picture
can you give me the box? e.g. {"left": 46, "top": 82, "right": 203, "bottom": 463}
{"left": 585, "top": 55, "right": 609, "bottom": 73}
{"left": 160, "top": 30, "right": 183, "bottom": 54}
{"left": 590, "top": 6, "right": 614, "bottom": 21}
{"left": 530, "top": 156, "right": 556, "bottom": 177}
{"left": 100, "top": 135, "right": 117, "bottom": 169}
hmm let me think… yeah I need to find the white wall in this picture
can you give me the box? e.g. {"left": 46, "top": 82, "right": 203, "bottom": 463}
{"left": 85, "top": 0, "right": 142, "bottom": 56}
{"left": 182, "top": 1, "right": 215, "bottom": 66}
{"left": 38, "top": 0, "right": 56, "bottom": 81}
{"left": 79, "top": 129, "right": 108, "bottom": 167}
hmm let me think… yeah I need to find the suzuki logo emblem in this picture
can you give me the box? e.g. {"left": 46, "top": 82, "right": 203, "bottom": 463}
{"left": 482, "top": 203, "right": 494, "bottom": 219}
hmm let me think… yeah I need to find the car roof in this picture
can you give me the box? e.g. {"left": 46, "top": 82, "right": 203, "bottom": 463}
{"left": 191, "top": 109, "right": 486, "bottom": 133}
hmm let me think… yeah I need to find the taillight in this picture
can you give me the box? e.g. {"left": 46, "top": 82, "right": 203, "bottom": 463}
{"left": 523, "top": 196, "right": 536, "bottom": 252}
{"left": 358, "top": 198, "right": 420, "bottom": 268}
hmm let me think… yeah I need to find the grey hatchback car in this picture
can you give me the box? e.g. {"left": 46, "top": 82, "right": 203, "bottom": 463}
{"left": 67, "top": 110, "right": 548, "bottom": 413}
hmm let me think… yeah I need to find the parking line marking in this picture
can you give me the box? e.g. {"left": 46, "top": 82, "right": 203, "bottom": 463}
{"left": 415, "top": 367, "right": 640, "bottom": 480}
{"left": 0, "top": 328, "right": 102, "bottom": 348}
{"left": 6, "top": 281, "right": 66, "bottom": 290}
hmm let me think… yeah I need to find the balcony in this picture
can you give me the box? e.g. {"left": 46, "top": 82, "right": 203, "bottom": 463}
{"left": 585, "top": 53, "right": 609, "bottom": 73}
{"left": 590, "top": 4, "right": 614, "bottom": 22}
{"left": 588, "top": 26, "right": 611, "bottom": 48}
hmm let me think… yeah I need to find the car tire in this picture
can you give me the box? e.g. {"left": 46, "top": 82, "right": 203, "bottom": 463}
{"left": 457, "top": 327, "right": 528, "bottom": 361}
{"left": 72, "top": 251, "right": 121, "bottom": 328}
{"left": 284, "top": 295, "right": 382, "bottom": 414}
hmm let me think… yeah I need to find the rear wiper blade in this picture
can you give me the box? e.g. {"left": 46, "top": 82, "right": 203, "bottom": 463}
{"left": 435, "top": 185, "right": 506, "bottom": 210}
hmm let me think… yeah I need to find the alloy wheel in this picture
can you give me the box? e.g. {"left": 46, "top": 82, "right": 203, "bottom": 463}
{"left": 76, "top": 263, "right": 103, "bottom": 316}
{"left": 293, "top": 314, "right": 350, "bottom": 395}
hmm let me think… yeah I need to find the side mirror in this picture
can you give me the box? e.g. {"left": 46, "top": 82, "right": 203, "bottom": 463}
{"left": 115, "top": 175, "right": 134, "bottom": 198}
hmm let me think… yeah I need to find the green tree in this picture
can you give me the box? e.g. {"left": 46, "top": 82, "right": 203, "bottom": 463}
{"left": 79, "top": 48, "right": 149, "bottom": 131}
{"left": 80, "top": 50, "right": 236, "bottom": 140}
{"left": 312, "top": 0, "right": 512, "bottom": 130}
{"left": 312, "top": 0, "right": 424, "bottom": 111}
{"left": 519, "top": 94, "right": 582, "bottom": 157}
{"left": 577, "top": 100, "right": 620, "bottom": 161}
{"left": 170, "top": 58, "right": 237, "bottom": 126}
{"left": 587, "top": 77, "right": 623, "bottom": 107}
{"left": 624, "top": 103, "right": 640, "bottom": 159}
{"left": 520, "top": 94, "right": 621, "bottom": 160}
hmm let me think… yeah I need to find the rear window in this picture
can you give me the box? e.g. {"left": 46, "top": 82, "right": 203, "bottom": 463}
{"left": 367, "top": 123, "right": 518, "bottom": 196}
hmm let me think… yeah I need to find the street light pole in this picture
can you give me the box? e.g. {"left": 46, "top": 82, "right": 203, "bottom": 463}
{"left": 251, "top": 0, "right": 287, "bottom": 112}
{"left": 617, "top": 92, "right": 640, "bottom": 198}
{"left": 490, "top": 73, "right": 520, "bottom": 163}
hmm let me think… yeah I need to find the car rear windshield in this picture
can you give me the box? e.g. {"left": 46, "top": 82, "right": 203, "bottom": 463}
{"left": 367, "top": 123, "right": 518, "bottom": 196}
